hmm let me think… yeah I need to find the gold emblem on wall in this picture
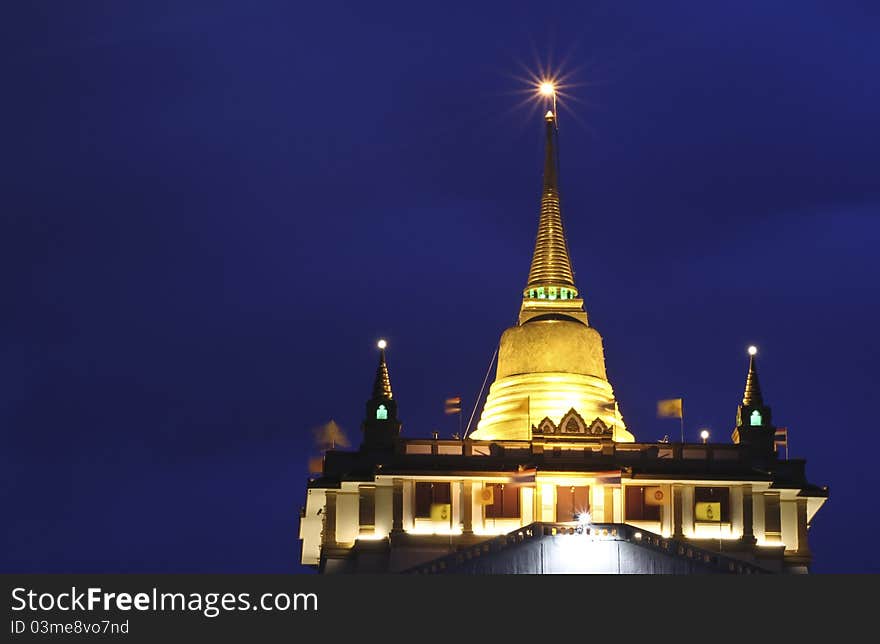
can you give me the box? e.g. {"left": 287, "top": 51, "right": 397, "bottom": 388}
{"left": 430, "top": 503, "right": 451, "bottom": 522}
{"left": 695, "top": 502, "right": 721, "bottom": 521}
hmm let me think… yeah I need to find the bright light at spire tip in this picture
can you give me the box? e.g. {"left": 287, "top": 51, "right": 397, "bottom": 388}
{"left": 377, "top": 339, "right": 387, "bottom": 350}
{"left": 539, "top": 81, "right": 556, "bottom": 97}
{"left": 748, "top": 345, "right": 757, "bottom": 356}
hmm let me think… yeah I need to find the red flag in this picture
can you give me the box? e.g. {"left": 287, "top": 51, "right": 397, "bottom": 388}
{"left": 444, "top": 396, "right": 461, "bottom": 415}
{"left": 774, "top": 427, "right": 788, "bottom": 458}
{"left": 308, "top": 456, "right": 324, "bottom": 474}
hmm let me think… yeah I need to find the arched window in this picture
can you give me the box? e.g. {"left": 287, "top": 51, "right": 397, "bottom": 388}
{"left": 750, "top": 410, "right": 762, "bottom": 426}
{"left": 376, "top": 404, "right": 388, "bottom": 420}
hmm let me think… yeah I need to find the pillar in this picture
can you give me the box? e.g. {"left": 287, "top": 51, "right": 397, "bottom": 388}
{"left": 741, "top": 484, "right": 756, "bottom": 544}
{"left": 462, "top": 480, "right": 473, "bottom": 534}
{"left": 358, "top": 486, "right": 375, "bottom": 535}
{"left": 450, "top": 481, "right": 461, "bottom": 531}
{"left": 764, "top": 492, "right": 782, "bottom": 542}
{"left": 323, "top": 490, "right": 337, "bottom": 545}
{"left": 604, "top": 487, "right": 614, "bottom": 523}
{"left": 672, "top": 484, "right": 683, "bottom": 539}
{"left": 391, "top": 479, "right": 404, "bottom": 535}
{"left": 796, "top": 498, "right": 809, "bottom": 556}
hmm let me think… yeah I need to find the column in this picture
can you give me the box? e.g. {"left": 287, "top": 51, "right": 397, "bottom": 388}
{"left": 741, "top": 484, "right": 756, "bottom": 544}
{"left": 402, "top": 480, "right": 414, "bottom": 531}
{"left": 730, "top": 486, "right": 744, "bottom": 539}
{"left": 323, "top": 490, "right": 337, "bottom": 546}
{"left": 521, "top": 486, "right": 535, "bottom": 526}
{"left": 451, "top": 481, "right": 461, "bottom": 532}
{"left": 473, "top": 482, "right": 485, "bottom": 532}
{"left": 661, "top": 485, "right": 673, "bottom": 536}
{"left": 391, "top": 479, "right": 404, "bottom": 535}
{"left": 764, "top": 492, "right": 782, "bottom": 542}
{"left": 612, "top": 487, "right": 622, "bottom": 523}
{"left": 604, "top": 487, "right": 614, "bottom": 523}
{"left": 672, "top": 485, "right": 683, "bottom": 539}
{"left": 374, "top": 485, "right": 393, "bottom": 537}
{"left": 358, "top": 486, "right": 376, "bottom": 535}
{"left": 681, "top": 486, "right": 694, "bottom": 537}
{"left": 796, "top": 498, "right": 810, "bottom": 556}
{"left": 539, "top": 483, "right": 555, "bottom": 523}
{"left": 781, "top": 498, "right": 798, "bottom": 551}
{"left": 462, "top": 480, "right": 473, "bottom": 534}
{"left": 591, "top": 486, "right": 604, "bottom": 524}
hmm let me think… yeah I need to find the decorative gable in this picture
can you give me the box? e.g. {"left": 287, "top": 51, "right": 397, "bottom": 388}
{"left": 534, "top": 417, "right": 557, "bottom": 435}
{"left": 559, "top": 408, "right": 587, "bottom": 434}
{"left": 532, "top": 410, "right": 614, "bottom": 441}
{"left": 587, "top": 417, "right": 612, "bottom": 436}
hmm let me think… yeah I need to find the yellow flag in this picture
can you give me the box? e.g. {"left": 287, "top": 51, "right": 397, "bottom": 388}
{"left": 430, "top": 503, "right": 451, "bottom": 522}
{"left": 657, "top": 398, "right": 683, "bottom": 419}
{"left": 695, "top": 502, "right": 721, "bottom": 522}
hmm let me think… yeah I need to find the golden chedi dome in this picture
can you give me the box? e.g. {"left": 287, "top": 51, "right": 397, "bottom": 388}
{"left": 471, "top": 110, "right": 633, "bottom": 443}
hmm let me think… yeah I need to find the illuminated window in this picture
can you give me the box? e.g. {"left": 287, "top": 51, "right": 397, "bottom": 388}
{"left": 625, "top": 486, "right": 661, "bottom": 521}
{"left": 750, "top": 410, "right": 762, "bottom": 426}
{"left": 376, "top": 404, "right": 388, "bottom": 420}
{"left": 414, "top": 482, "right": 451, "bottom": 519}
{"left": 694, "top": 487, "right": 730, "bottom": 522}
{"left": 484, "top": 483, "right": 520, "bottom": 519}
{"left": 556, "top": 486, "right": 590, "bottom": 522}
{"left": 549, "top": 287, "right": 557, "bottom": 300}
{"left": 560, "top": 288, "right": 568, "bottom": 300}
{"left": 537, "top": 287, "right": 545, "bottom": 299}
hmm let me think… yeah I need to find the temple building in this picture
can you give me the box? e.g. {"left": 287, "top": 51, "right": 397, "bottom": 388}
{"left": 298, "top": 109, "right": 828, "bottom": 574}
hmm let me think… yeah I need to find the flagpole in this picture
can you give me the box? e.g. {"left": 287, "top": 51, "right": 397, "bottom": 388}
{"left": 680, "top": 400, "right": 685, "bottom": 444}
{"left": 463, "top": 345, "right": 499, "bottom": 440}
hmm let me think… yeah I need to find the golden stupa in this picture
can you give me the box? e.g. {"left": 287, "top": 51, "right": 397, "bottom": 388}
{"left": 471, "top": 110, "right": 634, "bottom": 443}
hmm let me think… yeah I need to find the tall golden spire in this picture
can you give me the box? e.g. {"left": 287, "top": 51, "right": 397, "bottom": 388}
{"left": 523, "top": 110, "right": 578, "bottom": 300}
{"left": 372, "top": 341, "right": 393, "bottom": 400}
{"left": 363, "top": 339, "right": 400, "bottom": 448}
{"left": 473, "top": 108, "right": 632, "bottom": 443}
{"left": 742, "top": 346, "right": 763, "bottom": 407}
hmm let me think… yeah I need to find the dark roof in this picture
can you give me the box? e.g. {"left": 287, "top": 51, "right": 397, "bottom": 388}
{"left": 307, "top": 438, "right": 827, "bottom": 496}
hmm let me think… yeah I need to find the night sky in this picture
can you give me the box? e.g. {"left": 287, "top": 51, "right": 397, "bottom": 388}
{"left": 3, "top": 2, "right": 878, "bottom": 574}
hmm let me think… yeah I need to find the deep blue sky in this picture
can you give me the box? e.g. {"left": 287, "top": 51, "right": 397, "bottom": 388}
{"left": 2, "top": 2, "right": 878, "bottom": 573}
